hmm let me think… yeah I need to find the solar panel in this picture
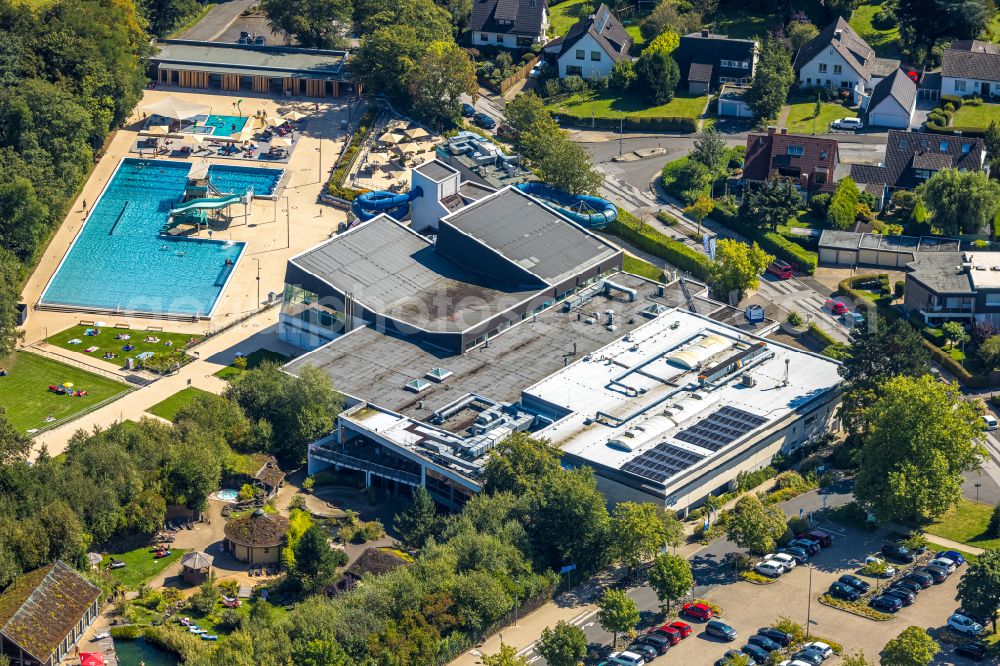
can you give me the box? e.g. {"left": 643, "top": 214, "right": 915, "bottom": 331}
{"left": 622, "top": 444, "right": 706, "bottom": 484}
{"left": 674, "top": 406, "right": 768, "bottom": 452}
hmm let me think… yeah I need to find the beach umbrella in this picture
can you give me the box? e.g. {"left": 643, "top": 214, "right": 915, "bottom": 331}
{"left": 80, "top": 653, "right": 105, "bottom": 666}
{"left": 181, "top": 134, "right": 204, "bottom": 147}
{"left": 378, "top": 131, "right": 402, "bottom": 145}
{"left": 147, "top": 125, "right": 170, "bottom": 136}
{"left": 403, "top": 127, "right": 430, "bottom": 141}
{"left": 285, "top": 110, "right": 305, "bottom": 121}
{"left": 229, "top": 131, "right": 250, "bottom": 143}
{"left": 95, "top": 321, "right": 108, "bottom": 327}
{"left": 264, "top": 115, "right": 284, "bottom": 126}
{"left": 145, "top": 96, "right": 211, "bottom": 121}
{"left": 269, "top": 135, "right": 291, "bottom": 147}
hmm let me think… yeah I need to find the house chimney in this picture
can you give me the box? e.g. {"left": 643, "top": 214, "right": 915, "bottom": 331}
{"left": 780, "top": 127, "right": 788, "bottom": 134}
{"left": 767, "top": 125, "right": 776, "bottom": 136}
{"left": 701, "top": 29, "right": 709, "bottom": 38}
{"left": 834, "top": 29, "right": 842, "bottom": 40}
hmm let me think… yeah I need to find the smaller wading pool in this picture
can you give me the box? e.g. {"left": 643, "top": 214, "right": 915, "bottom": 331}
{"left": 217, "top": 489, "right": 239, "bottom": 502}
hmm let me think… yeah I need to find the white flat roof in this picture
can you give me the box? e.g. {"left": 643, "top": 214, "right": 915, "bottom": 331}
{"left": 526, "top": 310, "right": 841, "bottom": 486}
{"left": 965, "top": 252, "right": 1000, "bottom": 289}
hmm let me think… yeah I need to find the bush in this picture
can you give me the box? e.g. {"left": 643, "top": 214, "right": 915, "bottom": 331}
{"left": 654, "top": 211, "right": 677, "bottom": 226}
{"left": 786, "top": 311, "right": 804, "bottom": 326}
{"left": 561, "top": 75, "right": 587, "bottom": 93}
{"left": 819, "top": 594, "right": 892, "bottom": 620}
{"left": 607, "top": 209, "right": 713, "bottom": 280}
{"left": 894, "top": 280, "right": 904, "bottom": 298}
{"left": 740, "top": 570, "right": 774, "bottom": 584}
{"left": 737, "top": 466, "right": 777, "bottom": 491}
{"left": 941, "top": 94, "right": 964, "bottom": 109}
{"left": 757, "top": 232, "right": 818, "bottom": 274}
{"left": 809, "top": 192, "right": 832, "bottom": 217}
{"left": 111, "top": 625, "right": 142, "bottom": 640}
{"left": 890, "top": 190, "right": 917, "bottom": 219}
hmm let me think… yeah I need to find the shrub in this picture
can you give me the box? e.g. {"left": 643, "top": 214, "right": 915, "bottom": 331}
{"left": 561, "top": 75, "right": 587, "bottom": 93}
{"left": 758, "top": 232, "right": 817, "bottom": 274}
{"left": 111, "top": 625, "right": 141, "bottom": 640}
{"left": 654, "top": 211, "right": 677, "bottom": 226}
{"left": 890, "top": 190, "right": 917, "bottom": 219}
{"left": 607, "top": 209, "right": 713, "bottom": 280}
{"left": 302, "top": 475, "right": 315, "bottom": 491}
{"left": 819, "top": 594, "right": 892, "bottom": 620}
{"left": 941, "top": 94, "right": 964, "bottom": 109}
{"left": 894, "top": 280, "right": 904, "bottom": 298}
{"left": 609, "top": 59, "right": 636, "bottom": 90}
{"left": 740, "top": 570, "right": 774, "bottom": 584}
{"left": 809, "top": 192, "right": 832, "bottom": 217}
{"left": 786, "top": 311, "right": 804, "bottom": 327}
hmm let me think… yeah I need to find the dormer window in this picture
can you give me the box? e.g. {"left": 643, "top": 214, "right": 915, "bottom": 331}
{"left": 820, "top": 150, "right": 827, "bottom": 159}
{"left": 786, "top": 146, "right": 804, "bottom": 157}
{"left": 962, "top": 143, "right": 971, "bottom": 153}
{"left": 939, "top": 141, "right": 948, "bottom": 152}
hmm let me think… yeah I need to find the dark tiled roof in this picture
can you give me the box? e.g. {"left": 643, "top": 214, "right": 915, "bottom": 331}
{"left": 942, "top": 40, "right": 1000, "bottom": 82}
{"left": 912, "top": 151, "right": 957, "bottom": 170}
{"left": 675, "top": 30, "right": 756, "bottom": 86}
{"left": 849, "top": 164, "right": 888, "bottom": 185}
{"left": 557, "top": 4, "right": 631, "bottom": 63}
{"left": 907, "top": 252, "right": 974, "bottom": 294}
{"left": 871, "top": 57, "right": 902, "bottom": 78}
{"left": 876, "top": 130, "right": 986, "bottom": 190}
{"left": 743, "top": 131, "right": 840, "bottom": 192}
{"left": 793, "top": 17, "right": 874, "bottom": 80}
{"left": 868, "top": 68, "right": 916, "bottom": 112}
{"left": 0, "top": 561, "right": 102, "bottom": 663}
{"left": 254, "top": 455, "right": 286, "bottom": 489}
{"left": 224, "top": 509, "right": 290, "bottom": 547}
{"left": 181, "top": 552, "right": 214, "bottom": 569}
{"left": 470, "top": 0, "right": 547, "bottom": 36}
{"left": 688, "top": 62, "right": 714, "bottom": 83}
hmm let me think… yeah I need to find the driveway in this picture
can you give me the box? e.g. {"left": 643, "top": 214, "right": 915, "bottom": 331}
{"left": 176, "top": 0, "right": 257, "bottom": 41}
{"left": 752, "top": 274, "right": 851, "bottom": 344}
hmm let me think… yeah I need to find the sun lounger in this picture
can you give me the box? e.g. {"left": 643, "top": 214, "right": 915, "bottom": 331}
{"left": 85, "top": 346, "right": 98, "bottom": 353}
{"left": 67, "top": 338, "right": 82, "bottom": 344}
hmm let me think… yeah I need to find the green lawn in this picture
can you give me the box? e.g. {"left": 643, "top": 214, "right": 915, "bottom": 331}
{"left": 623, "top": 254, "right": 664, "bottom": 282}
{"left": 924, "top": 499, "right": 1000, "bottom": 551}
{"left": 710, "top": 9, "right": 781, "bottom": 40}
{"left": 147, "top": 386, "right": 215, "bottom": 421}
{"left": 785, "top": 97, "right": 857, "bottom": 134}
{"left": 103, "top": 547, "right": 187, "bottom": 589}
{"left": 214, "top": 348, "right": 291, "bottom": 380}
{"left": 549, "top": 0, "right": 591, "bottom": 35}
{"left": 0, "top": 351, "right": 132, "bottom": 433}
{"left": 849, "top": 2, "right": 900, "bottom": 58}
{"left": 624, "top": 24, "right": 644, "bottom": 50}
{"left": 547, "top": 90, "right": 707, "bottom": 119}
{"left": 953, "top": 103, "right": 1000, "bottom": 130}
{"left": 46, "top": 324, "right": 200, "bottom": 363}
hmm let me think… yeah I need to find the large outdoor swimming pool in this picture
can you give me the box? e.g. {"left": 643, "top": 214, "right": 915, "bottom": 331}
{"left": 209, "top": 164, "right": 284, "bottom": 196}
{"left": 39, "top": 159, "right": 283, "bottom": 317}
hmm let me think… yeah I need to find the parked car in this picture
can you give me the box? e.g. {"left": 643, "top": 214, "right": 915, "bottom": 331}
{"left": 792, "top": 539, "right": 821, "bottom": 555}
{"left": 742, "top": 644, "right": 771, "bottom": 664}
{"left": 253, "top": 35, "right": 266, "bottom": 45}
{"left": 955, "top": 641, "right": 988, "bottom": 660}
{"left": 757, "top": 627, "right": 792, "bottom": 647}
{"left": 768, "top": 552, "right": 797, "bottom": 570}
{"left": 608, "top": 651, "right": 645, "bottom": 666}
{"left": 806, "top": 530, "right": 833, "bottom": 547}
{"left": 838, "top": 574, "right": 870, "bottom": 593}
{"left": 706, "top": 620, "right": 738, "bottom": 641}
{"left": 929, "top": 557, "right": 958, "bottom": 573}
{"left": 778, "top": 661, "right": 815, "bottom": 666}
{"left": 472, "top": 112, "right": 496, "bottom": 129}
{"left": 767, "top": 259, "right": 793, "bottom": 279}
{"left": 627, "top": 643, "right": 657, "bottom": 662}
{"left": 790, "top": 650, "right": 824, "bottom": 666}
{"left": 682, "top": 601, "right": 714, "bottom": 620}
{"left": 716, "top": 650, "right": 745, "bottom": 666}
{"left": 634, "top": 633, "right": 670, "bottom": 655}
{"left": 748, "top": 634, "right": 782, "bottom": 652}
{"left": 528, "top": 63, "right": 543, "bottom": 78}
{"left": 937, "top": 550, "right": 967, "bottom": 566}
{"left": 801, "top": 642, "right": 834, "bottom": 660}
{"left": 892, "top": 579, "right": 922, "bottom": 596}
{"left": 824, "top": 299, "right": 849, "bottom": 315}
{"left": 883, "top": 587, "right": 916, "bottom": 606}
{"left": 650, "top": 624, "right": 681, "bottom": 645}
{"left": 881, "top": 543, "right": 915, "bottom": 563}
{"left": 903, "top": 571, "right": 934, "bottom": 588}
{"left": 845, "top": 311, "right": 865, "bottom": 327}
{"left": 949, "top": 614, "right": 984, "bottom": 637}
{"left": 830, "top": 117, "right": 863, "bottom": 131}
{"left": 982, "top": 414, "right": 998, "bottom": 431}
{"left": 870, "top": 595, "right": 904, "bottom": 612}
{"left": 668, "top": 621, "right": 693, "bottom": 638}
{"left": 865, "top": 555, "right": 896, "bottom": 577}
{"left": 756, "top": 560, "right": 785, "bottom": 577}
{"left": 828, "top": 581, "right": 861, "bottom": 601}
{"left": 918, "top": 564, "right": 949, "bottom": 583}
{"left": 780, "top": 546, "right": 810, "bottom": 564}
{"left": 460, "top": 103, "right": 476, "bottom": 117}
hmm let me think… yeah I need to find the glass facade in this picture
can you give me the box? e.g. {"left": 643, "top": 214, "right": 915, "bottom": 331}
{"left": 279, "top": 284, "right": 345, "bottom": 350}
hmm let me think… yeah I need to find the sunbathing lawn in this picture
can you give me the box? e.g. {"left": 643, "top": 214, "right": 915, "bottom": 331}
{"left": 0, "top": 351, "right": 132, "bottom": 433}
{"left": 46, "top": 324, "right": 201, "bottom": 363}
{"left": 923, "top": 499, "right": 1000, "bottom": 551}
{"left": 785, "top": 97, "right": 856, "bottom": 134}
{"left": 147, "top": 386, "right": 215, "bottom": 421}
{"left": 710, "top": 9, "right": 781, "bottom": 40}
{"left": 953, "top": 103, "right": 1000, "bottom": 130}
{"left": 849, "top": 1, "right": 900, "bottom": 58}
{"left": 547, "top": 90, "right": 707, "bottom": 119}
{"left": 549, "top": 0, "right": 591, "bottom": 35}
{"left": 103, "top": 547, "right": 187, "bottom": 589}
{"left": 623, "top": 254, "right": 664, "bottom": 282}
{"left": 214, "top": 348, "right": 292, "bottom": 380}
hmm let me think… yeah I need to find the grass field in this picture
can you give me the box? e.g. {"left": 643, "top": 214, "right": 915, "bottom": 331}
{"left": 547, "top": 90, "right": 707, "bottom": 118}
{"left": 785, "top": 96, "right": 857, "bottom": 134}
{"left": 147, "top": 386, "right": 215, "bottom": 421}
{"left": 953, "top": 103, "right": 1000, "bottom": 130}
{"left": 46, "top": 324, "right": 200, "bottom": 363}
{"left": 103, "top": 547, "right": 187, "bottom": 589}
{"left": 0, "top": 352, "right": 132, "bottom": 433}
{"left": 924, "top": 499, "right": 1000, "bottom": 551}
{"left": 623, "top": 254, "right": 664, "bottom": 282}
{"left": 710, "top": 9, "right": 781, "bottom": 40}
{"left": 849, "top": 2, "right": 900, "bottom": 58}
{"left": 214, "top": 348, "right": 291, "bottom": 380}
{"left": 549, "top": 0, "right": 590, "bottom": 35}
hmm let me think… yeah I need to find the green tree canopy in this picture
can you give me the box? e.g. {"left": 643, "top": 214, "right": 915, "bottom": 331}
{"left": 879, "top": 625, "right": 938, "bottom": 666}
{"left": 536, "top": 621, "right": 588, "bottom": 666}
{"left": 893, "top": 0, "right": 992, "bottom": 62}
{"left": 609, "top": 502, "right": 678, "bottom": 574}
{"left": 482, "top": 645, "right": 529, "bottom": 666}
{"left": 394, "top": 486, "right": 440, "bottom": 549}
{"left": 827, "top": 178, "right": 860, "bottom": 230}
{"left": 691, "top": 127, "right": 728, "bottom": 174}
{"left": 726, "top": 494, "right": 787, "bottom": 554}
{"left": 745, "top": 35, "right": 794, "bottom": 120}
{"left": 482, "top": 432, "right": 562, "bottom": 495}
{"left": 739, "top": 178, "right": 802, "bottom": 230}
{"left": 633, "top": 49, "right": 680, "bottom": 105}
{"left": 597, "top": 587, "right": 639, "bottom": 647}
{"left": 711, "top": 240, "right": 773, "bottom": 302}
{"left": 917, "top": 169, "right": 1000, "bottom": 236}
{"left": 408, "top": 40, "right": 478, "bottom": 127}
{"left": 263, "top": 0, "right": 353, "bottom": 49}
{"left": 647, "top": 552, "right": 693, "bottom": 611}
{"left": 293, "top": 525, "right": 344, "bottom": 591}
{"left": 957, "top": 548, "right": 1000, "bottom": 633}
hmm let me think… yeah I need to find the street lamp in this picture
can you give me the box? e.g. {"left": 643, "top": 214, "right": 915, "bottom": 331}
{"left": 253, "top": 258, "right": 261, "bottom": 307}
{"left": 975, "top": 482, "right": 982, "bottom": 504}
{"left": 805, "top": 564, "right": 813, "bottom": 639}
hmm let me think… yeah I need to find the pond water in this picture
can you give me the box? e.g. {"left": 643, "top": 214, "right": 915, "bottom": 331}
{"left": 115, "top": 637, "right": 179, "bottom": 666}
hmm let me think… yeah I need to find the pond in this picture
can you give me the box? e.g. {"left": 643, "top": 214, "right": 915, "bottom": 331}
{"left": 115, "top": 637, "right": 180, "bottom": 666}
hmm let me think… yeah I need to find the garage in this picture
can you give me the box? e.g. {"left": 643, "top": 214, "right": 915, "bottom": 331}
{"left": 865, "top": 69, "right": 916, "bottom": 129}
{"left": 718, "top": 84, "right": 754, "bottom": 118}
{"left": 818, "top": 230, "right": 863, "bottom": 266}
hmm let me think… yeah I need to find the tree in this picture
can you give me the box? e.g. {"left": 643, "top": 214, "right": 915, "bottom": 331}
{"left": 842, "top": 652, "right": 875, "bottom": 666}
{"left": 504, "top": 93, "right": 557, "bottom": 137}
{"left": 985, "top": 121, "right": 1000, "bottom": 176}
{"left": 879, "top": 626, "right": 938, "bottom": 666}
{"left": 262, "top": 0, "right": 353, "bottom": 49}
{"left": 597, "top": 587, "right": 639, "bottom": 648}
{"left": 482, "top": 432, "right": 562, "bottom": 495}
{"left": 536, "top": 621, "right": 587, "bottom": 666}
{"left": 190, "top": 581, "right": 221, "bottom": 615}
{"left": 671, "top": 159, "right": 713, "bottom": 203}
{"left": 640, "top": 2, "right": 702, "bottom": 42}
{"left": 691, "top": 127, "right": 728, "bottom": 174}
{"left": 739, "top": 178, "right": 802, "bottom": 230}
{"left": 711, "top": 240, "right": 773, "bottom": 302}
{"left": 893, "top": 0, "right": 992, "bottom": 62}
{"left": 827, "top": 178, "right": 860, "bottom": 230}
{"left": 0, "top": 250, "right": 24, "bottom": 358}
{"left": 609, "top": 59, "right": 636, "bottom": 90}
{"left": 745, "top": 35, "right": 794, "bottom": 120}
{"left": 610, "top": 502, "right": 673, "bottom": 575}
{"left": 408, "top": 40, "right": 478, "bottom": 126}
{"left": 726, "top": 495, "right": 787, "bottom": 554}
{"left": 918, "top": 168, "right": 1000, "bottom": 236}
{"left": 527, "top": 466, "right": 611, "bottom": 573}
{"left": 0, "top": 408, "right": 30, "bottom": 465}
{"left": 855, "top": 375, "right": 985, "bottom": 522}
{"left": 787, "top": 20, "right": 819, "bottom": 52}
{"left": 979, "top": 335, "right": 1000, "bottom": 370}
{"left": 633, "top": 49, "right": 680, "bottom": 105}
{"left": 394, "top": 487, "right": 440, "bottom": 549}
{"left": 685, "top": 196, "right": 715, "bottom": 234}
{"left": 167, "top": 436, "right": 221, "bottom": 512}
{"left": 534, "top": 134, "right": 603, "bottom": 195}
{"left": 719, "top": 655, "right": 751, "bottom": 666}
{"left": 957, "top": 548, "right": 1000, "bottom": 633}
{"left": 647, "top": 553, "right": 693, "bottom": 612}
{"left": 989, "top": 501, "right": 1000, "bottom": 537}
{"left": 353, "top": 0, "right": 453, "bottom": 38}
{"left": 941, "top": 320, "right": 969, "bottom": 351}
{"left": 482, "top": 644, "right": 529, "bottom": 666}
{"left": 293, "top": 525, "right": 342, "bottom": 591}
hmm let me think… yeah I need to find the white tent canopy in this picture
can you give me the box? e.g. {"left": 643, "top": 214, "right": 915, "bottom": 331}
{"left": 145, "top": 96, "right": 211, "bottom": 121}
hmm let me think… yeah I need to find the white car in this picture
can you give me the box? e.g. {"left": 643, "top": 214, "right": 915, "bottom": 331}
{"left": 929, "top": 556, "right": 957, "bottom": 573}
{"left": 756, "top": 560, "right": 785, "bottom": 577}
{"left": 767, "top": 552, "right": 797, "bottom": 570}
{"left": 830, "top": 117, "right": 863, "bottom": 130}
{"left": 528, "top": 64, "right": 543, "bottom": 78}
{"left": 609, "top": 651, "right": 645, "bottom": 666}
{"left": 801, "top": 641, "right": 833, "bottom": 659}
{"left": 779, "top": 661, "right": 815, "bottom": 666}
{"left": 865, "top": 555, "right": 896, "bottom": 577}
{"left": 948, "top": 613, "right": 984, "bottom": 636}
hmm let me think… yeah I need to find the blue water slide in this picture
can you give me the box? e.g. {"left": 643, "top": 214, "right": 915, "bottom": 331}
{"left": 351, "top": 187, "right": 424, "bottom": 221}
{"left": 515, "top": 181, "right": 618, "bottom": 229}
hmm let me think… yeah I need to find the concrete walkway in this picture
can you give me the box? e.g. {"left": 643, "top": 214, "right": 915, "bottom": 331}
{"left": 919, "top": 533, "right": 985, "bottom": 557}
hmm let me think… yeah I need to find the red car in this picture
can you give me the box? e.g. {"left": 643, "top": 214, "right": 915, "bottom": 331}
{"left": 767, "top": 259, "right": 794, "bottom": 279}
{"left": 825, "top": 299, "right": 848, "bottom": 315}
{"left": 650, "top": 624, "right": 681, "bottom": 645}
{"left": 681, "top": 601, "right": 714, "bottom": 621}
{"left": 669, "top": 621, "right": 693, "bottom": 638}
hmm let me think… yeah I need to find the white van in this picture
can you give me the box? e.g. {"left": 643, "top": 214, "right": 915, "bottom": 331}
{"left": 982, "top": 414, "right": 997, "bottom": 431}
{"left": 756, "top": 560, "right": 785, "bottom": 577}
{"left": 608, "top": 651, "right": 645, "bottom": 666}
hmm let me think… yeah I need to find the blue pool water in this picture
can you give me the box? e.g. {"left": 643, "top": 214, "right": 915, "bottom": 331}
{"left": 205, "top": 114, "right": 249, "bottom": 136}
{"left": 40, "top": 159, "right": 281, "bottom": 316}
{"left": 210, "top": 164, "right": 283, "bottom": 196}
{"left": 217, "top": 489, "right": 239, "bottom": 501}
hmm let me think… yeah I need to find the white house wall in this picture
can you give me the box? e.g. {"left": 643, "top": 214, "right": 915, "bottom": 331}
{"left": 941, "top": 76, "right": 1000, "bottom": 98}
{"left": 558, "top": 32, "right": 618, "bottom": 79}
{"left": 797, "top": 47, "right": 866, "bottom": 103}
{"left": 868, "top": 97, "right": 913, "bottom": 128}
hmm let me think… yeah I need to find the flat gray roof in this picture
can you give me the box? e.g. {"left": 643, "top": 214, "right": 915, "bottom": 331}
{"left": 818, "top": 230, "right": 862, "bottom": 250}
{"left": 153, "top": 40, "right": 347, "bottom": 78}
{"left": 291, "top": 216, "right": 538, "bottom": 332}
{"left": 444, "top": 188, "right": 620, "bottom": 285}
{"left": 415, "top": 161, "right": 457, "bottom": 181}
{"left": 907, "top": 252, "right": 973, "bottom": 294}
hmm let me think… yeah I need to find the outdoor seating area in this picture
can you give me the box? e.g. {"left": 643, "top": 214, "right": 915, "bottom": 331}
{"left": 351, "top": 119, "right": 440, "bottom": 191}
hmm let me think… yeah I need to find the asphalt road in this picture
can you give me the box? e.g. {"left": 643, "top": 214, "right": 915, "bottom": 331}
{"left": 176, "top": 0, "right": 257, "bottom": 41}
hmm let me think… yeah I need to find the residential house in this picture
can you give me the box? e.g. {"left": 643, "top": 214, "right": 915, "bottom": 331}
{"left": 742, "top": 127, "right": 841, "bottom": 199}
{"left": 793, "top": 17, "right": 900, "bottom": 105}
{"left": 673, "top": 29, "right": 757, "bottom": 94}
{"left": 941, "top": 40, "right": 1000, "bottom": 99}
{"left": 545, "top": 4, "right": 631, "bottom": 79}
{"left": 0, "top": 561, "right": 102, "bottom": 666}
{"left": 470, "top": 0, "right": 548, "bottom": 49}
{"left": 903, "top": 251, "right": 1000, "bottom": 324}
{"left": 865, "top": 68, "right": 917, "bottom": 129}
{"left": 850, "top": 129, "right": 987, "bottom": 209}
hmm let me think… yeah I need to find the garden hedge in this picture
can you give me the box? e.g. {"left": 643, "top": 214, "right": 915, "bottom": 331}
{"left": 553, "top": 111, "right": 699, "bottom": 133}
{"left": 757, "top": 231, "right": 818, "bottom": 274}
{"left": 609, "top": 209, "right": 713, "bottom": 280}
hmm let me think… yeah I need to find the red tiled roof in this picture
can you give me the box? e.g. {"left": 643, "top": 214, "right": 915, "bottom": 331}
{"left": 743, "top": 131, "right": 840, "bottom": 192}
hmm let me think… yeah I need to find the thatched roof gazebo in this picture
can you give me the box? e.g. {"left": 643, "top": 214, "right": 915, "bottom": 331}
{"left": 180, "top": 551, "right": 214, "bottom": 584}
{"left": 224, "top": 509, "right": 290, "bottom": 564}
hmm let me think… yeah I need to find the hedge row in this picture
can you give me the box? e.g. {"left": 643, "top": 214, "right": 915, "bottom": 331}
{"left": 608, "top": 208, "right": 713, "bottom": 280}
{"left": 837, "top": 274, "right": 882, "bottom": 314}
{"left": 758, "top": 231, "right": 818, "bottom": 274}
{"left": 921, "top": 338, "right": 987, "bottom": 388}
{"left": 807, "top": 322, "right": 838, "bottom": 347}
{"left": 924, "top": 121, "right": 987, "bottom": 138}
{"left": 553, "top": 111, "right": 699, "bottom": 133}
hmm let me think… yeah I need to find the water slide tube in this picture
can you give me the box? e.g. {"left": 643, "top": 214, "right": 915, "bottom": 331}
{"left": 169, "top": 193, "right": 244, "bottom": 217}
{"left": 351, "top": 187, "right": 423, "bottom": 221}
{"left": 515, "top": 181, "right": 617, "bottom": 229}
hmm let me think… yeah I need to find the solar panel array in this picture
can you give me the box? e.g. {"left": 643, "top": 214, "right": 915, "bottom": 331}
{"left": 674, "top": 406, "right": 768, "bottom": 452}
{"left": 621, "top": 443, "right": 706, "bottom": 483}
